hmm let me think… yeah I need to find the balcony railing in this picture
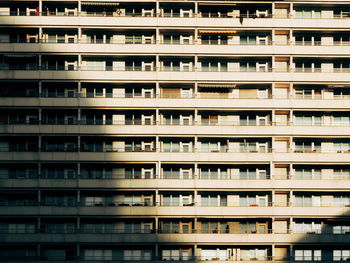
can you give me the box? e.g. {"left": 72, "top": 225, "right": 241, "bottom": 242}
{"left": 2, "top": 256, "right": 349, "bottom": 263}
{"left": 3, "top": 146, "right": 350, "bottom": 154}
{"left": 2, "top": 9, "right": 350, "bottom": 20}
{"left": 3, "top": 37, "right": 350, "bottom": 47}
{"left": 1, "top": 200, "right": 350, "bottom": 208}
{"left": 3, "top": 91, "right": 350, "bottom": 100}
{"left": 2, "top": 65, "right": 350, "bottom": 75}
{"left": 3, "top": 172, "right": 350, "bottom": 181}
{"left": 2, "top": 226, "right": 350, "bottom": 235}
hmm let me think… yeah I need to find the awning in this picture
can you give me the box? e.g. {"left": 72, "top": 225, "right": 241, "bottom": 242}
{"left": 81, "top": 2, "right": 120, "bottom": 6}
{"left": 198, "top": 84, "right": 236, "bottom": 88}
{"left": 199, "top": 30, "right": 236, "bottom": 34}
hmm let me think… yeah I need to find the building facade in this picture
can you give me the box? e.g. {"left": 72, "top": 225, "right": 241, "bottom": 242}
{"left": 0, "top": 0, "right": 350, "bottom": 262}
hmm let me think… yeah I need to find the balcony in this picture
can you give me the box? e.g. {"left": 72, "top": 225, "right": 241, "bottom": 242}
{"left": 3, "top": 11, "right": 350, "bottom": 30}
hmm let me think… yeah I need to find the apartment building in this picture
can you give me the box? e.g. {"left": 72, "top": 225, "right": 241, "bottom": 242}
{"left": 0, "top": 0, "right": 350, "bottom": 262}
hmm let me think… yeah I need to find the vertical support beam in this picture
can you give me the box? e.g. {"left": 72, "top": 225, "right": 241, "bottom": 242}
{"left": 38, "top": 54, "right": 42, "bottom": 69}
{"left": 156, "top": 28, "right": 160, "bottom": 44}
{"left": 155, "top": 217, "right": 158, "bottom": 232}
{"left": 77, "top": 243, "right": 80, "bottom": 262}
{"left": 77, "top": 217, "right": 80, "bottom": 231}
{"left": 78, "top": 0, "right": 81, "bottom": 14}
{"left": 38, "top": 162, "right": 41, "bottom": 178}
{"left": 78, "top": 27, "right": 82, "bottom": 43}
{"left": 194, "top": 162, "right": 198, "bottom": 179}
{"left": 194, "top": 55, "right": 198, "bottom": 72}
{"left": 156, "top": 55, "right": 159, "bottom": 72}
{"left": 38, "top": 108, "right": 42, "bottom": 123}
{"left": 39, "top": 0, "right": 42, "bottom": 14}
{"left": 194, "top": 82, "right": 198, "bottom": 98}
{"left": 78, "top": 54, "right": 82, "bottom": 70}
{"left": 77, "top": 135, "right": 81, "bottom": 152}
{"left": 37, "top": 244, "right": 41, "bottom": 259}
{"left": 155, "top": 1, "right": 159, "bottom": 17}
{"left": 38, "top": 135, "right": 41, "bottom": 152}
{"left": 155, "top": 244, "right": 159, "bottom": 260}
{"left": 289, "top": 82, "right": 293, "bottom": 99}
{"left": 77, "top": 190, "right": 80, "bottom": 206}
{"left": 194, "top": 28, "right": 198, "bottom": 45}
{"left": 270, "top": 161, "right": 274, "bottom": 180}
{"left": 156, "top": 82, "right": 160, "bottom": 98}
{"left": 77, "top": 108, "right": 81, "bottom": 124}
{"left": 77, "top": 81, "right": 81, "bottom": 97}
{"left": 77, "top": 162, "right": 80, "bottom": 178}
{"left": 38, "top": 81, "right": 42, "bottom": 97}
{"left": 38, "top": 216, "right": 41, "bottom": 233}
{"left": 38, "top": 189, "right": 41, "bottom": 204}
{"left": 39, "top": 27, "right": 42, "bottom": 43}
{"left": 155, "top": 108, "right": 159, "bottom": 124}
{"left": 156, "top": 161, "right": 161, "bottom": 178}
{"left": 155, "top": 189, "right": 159, "bottom": 207}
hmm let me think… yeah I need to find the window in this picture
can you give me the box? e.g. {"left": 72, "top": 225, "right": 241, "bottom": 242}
{"left": 163, "top": 168, "right": 180, "bottom": 179}
{"left": 124, "top": 250, "right": 151, "bottom": 261}
{"left": 84, "top": 249, "right": 112, "bottom": 261}
{"left": 295, "top": 168, "right": 321, "bottom": 180}
{"left": 333, "top": 225, "right": 350, "bottom": 234}
{"left": 294, "top": 221, "right": 321, "bottom": 234}
{"left": 201, "top": 61, "right": 220, "bottom": 72}
{"left": 334, "top": 142, "right": 350, "bottom": 152}
{"left": 85, "top": 196, "right": 103, "bottom": 206}
{"left": 294, "top": 141, "right": 321, "bottom": 152}
{"left": 201, "top": 194, "right": 226, "bottom": 206}
{"left": 334, "top": 169, "right": 350, "bottom": 179}
{"left": 182, "top": 170, "right": 191, "bottom": 179}
{"left": 334, "top": 195, "right": 350, "bottom": 206}
{"left": 201, "top": 141, "right": 221, "bottom": 152}
{"left": 181, "top": 88, "right": 192, "bottom": 98}
{"left": 240, "top": 195, "right": 267, "bottom": 207}
{"left": 240, "top": 36, "right": 257, "bottom": 45}
{"left": 295, "top": 9, "right": 321, "bottom": 18}
{"left": 200, "top": 168, "right": 219, "bottom": 179}
{"left": 162, "top": 141, "right": 180, "bottom": 152}
{"left": 295, "top": 196, "right": 313, "bottom": 207}
{"left": 201, "top": 249, "right": 220, "bottom": 260}
{"left": 295, "top": 249, "right": 321, "bottom": 261}
{"left": 240, "top": 169, "right": 258, "bottom": 180}
{"left": 124, "top": 222, "right": 141, "bottom": 233}
{"left": 162, "top": 249, "right": 190, "bottom": 261}
{"left": 162, "top": 194, "right": 180, "bottom": 206}
{"left": 240, "top": 222, "right": 257, "bottom": 234}
{"left": 162, "top": 221, "right": 178, "bottom": 233}
{"left": 295, "top": 115, "right": 322, "bottom": 126}
{"left": 201, "top": 195, "right": 218, "bottom": 206}
{"left": 241, "top": 248, "right": 267, "bottom": 260}
{"left": 334, "top": 250, "right": 350, "bottom": 261}
{"left": 124, "top": 195, "right": 142, "bottom": 205}
{"left": 333, "top": 116, "right": 350, "bottom": 126}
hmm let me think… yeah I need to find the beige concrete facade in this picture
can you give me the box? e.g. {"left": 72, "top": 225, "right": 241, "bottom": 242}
{"left": 0, "top": 0, "right": 350, "bottom": 262}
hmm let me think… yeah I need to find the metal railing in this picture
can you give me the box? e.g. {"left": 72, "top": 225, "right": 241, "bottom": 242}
{"left": 3, "top": 172, "right": 350, "bottom": 181}
{"left": 2, "top": 9, "right": 350, "bottom": 20}
{"left": 3, "top": 92, "right": 350, "bottom": 101}
{"left": 1, "top": 199, "right": 350, "bottom": 208}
